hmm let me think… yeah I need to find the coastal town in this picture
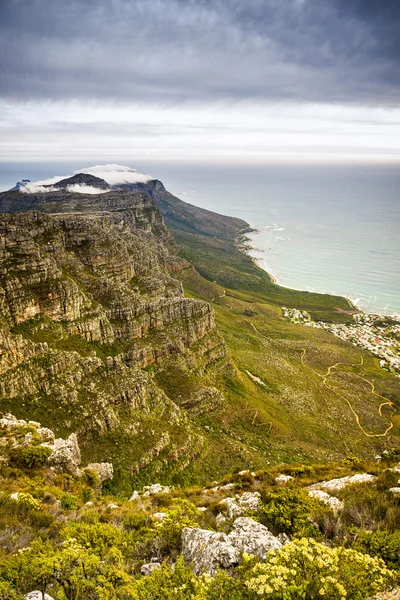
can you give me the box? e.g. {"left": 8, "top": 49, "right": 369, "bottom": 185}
{"left": 282, "top": 307, "right": 400, "bottom": 374}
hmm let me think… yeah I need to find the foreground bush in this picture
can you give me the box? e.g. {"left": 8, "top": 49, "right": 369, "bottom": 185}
{"left": 244, "top": 538, "right": 394, "bottom": 599}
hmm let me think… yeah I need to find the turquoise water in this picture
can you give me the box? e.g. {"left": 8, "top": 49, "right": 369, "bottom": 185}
{"left": 1, "top": 161, "right": 399, "bottom": 314}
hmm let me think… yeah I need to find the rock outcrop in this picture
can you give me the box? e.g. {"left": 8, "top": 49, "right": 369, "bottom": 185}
{"left": 182, "top": 517, "right": 281, "bottom": 575}
{"left": 46, "top": 433, "right": 81, "bottom": 475}
{"left": 227, "top": 517, "right": 282, "bottom": 560}
{"left": 309, "top": 473, "right": 377, "bottom": 492}
{"left": 219, "top": 491, "right": 261, "bottom": 519}
{"left": 182, "top": 527, "right": 241, "bottom": 575}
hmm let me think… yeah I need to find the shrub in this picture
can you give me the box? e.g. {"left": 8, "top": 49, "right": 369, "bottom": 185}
{"left": 155, "top": 498, "right": 199, "bottom": 555}
{"left": 61, "top": 522, "right": 125, "bottom": 555}
{"left": 258, "top": 488, "right": 321, "bottom": 537}
{"left": 244, "top": 538, "right": 394, "bottom": 599}
{"left": 13, "top": 493, "right": 42, "bottom": 512}
{"left": 353, "top": 529, "right": 400, "bottom": 570}
{"left": 9, "top": 446, "right": 52, "bottom": 469}
{"left": 81, "top": 468, "right": 100, "bottom": 488}
{"left": 122, "top": 511, "right": 148, "bottom": 531}
{"left": 287, "top": 465, "right": 315, "bottom": 477}
{"left": 341, "top": 456, "right": 364, "bottom": 471}
{"left": 60, "top": 493, "right": 78, "bottom": 510}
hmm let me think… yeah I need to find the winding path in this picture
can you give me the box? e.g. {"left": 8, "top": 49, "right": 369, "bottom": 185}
{"left": 300, "top": 348, "right": 394, "bottom": 438}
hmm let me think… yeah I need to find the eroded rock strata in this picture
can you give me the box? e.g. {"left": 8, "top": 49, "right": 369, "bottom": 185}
{"left": 0, "top": 191, "right": 229, "bottom": 482}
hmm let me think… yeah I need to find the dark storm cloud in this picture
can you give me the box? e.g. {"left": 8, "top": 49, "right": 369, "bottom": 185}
{"left": 0, "top": 0, "right": 399, "bottom": 105}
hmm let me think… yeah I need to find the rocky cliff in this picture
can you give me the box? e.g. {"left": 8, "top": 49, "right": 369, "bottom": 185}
{"left": 0, "top": 189, "right": 229, "bottom": 488}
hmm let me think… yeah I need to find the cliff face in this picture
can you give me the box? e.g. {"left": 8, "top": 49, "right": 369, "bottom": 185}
{"left": 0, "top": 191, "right": 229, "bottom": 486}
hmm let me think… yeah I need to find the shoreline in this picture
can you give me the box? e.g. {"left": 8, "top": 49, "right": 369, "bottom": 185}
{"left": 238, "top": 227, "right": 359, "bottom": 313}
{"left": 243, "top": 225, "right": 397, "bottom": 318}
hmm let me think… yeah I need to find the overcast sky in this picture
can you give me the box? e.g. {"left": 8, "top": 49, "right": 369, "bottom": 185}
{"left": 1, "top": 0, "right": 399, "bottom": 162}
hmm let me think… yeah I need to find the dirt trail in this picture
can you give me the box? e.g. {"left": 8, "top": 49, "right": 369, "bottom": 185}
{"left": 300, "top": 348, "right": 394, "bottom": 438}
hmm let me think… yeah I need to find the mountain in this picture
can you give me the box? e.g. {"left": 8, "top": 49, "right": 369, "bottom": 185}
{"left": 8, "top": 179, "right": 31, "bottom": 191}
{"left": 0, "top": 175, "right": 399, "bottom": 493}
{"left": 50, "top": 172, "right": 110, "bottom": 189}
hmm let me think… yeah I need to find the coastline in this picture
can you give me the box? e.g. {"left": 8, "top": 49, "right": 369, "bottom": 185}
{"left": 237, "top": 225, "right": 359, "bottom": 314}
{"left": 242, "top": 224, "right": 400, "bottom": 317}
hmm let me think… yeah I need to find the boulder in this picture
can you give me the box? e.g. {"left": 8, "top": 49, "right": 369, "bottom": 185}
{"left": 86, "top": 462, "right": 114, "bottom": 483}
{"left": 389, "top": 487, "right": 400, "bottom": 495}
{"left": 309, "top": 473, "right": 377, "bottom": 492}
{"left": 182, "top": 527, "right": 241, "bottom": 575}
{"left": 275, "top": 474, "right": 293, "bottom": 484}
{"left": 152, "top": 512, "right": 168, "bottom": 521}
{"left": 47, "top": 433, "right": 81, "bottom": 475}
{"left": 220, "top": 491, "right": 261, "bottom": 519}
{"left": 25, "top": 593, "right": 54, "bottom": 600}
{"left": 142, "top": 483, "right": 171, "bottom": 496}
{"left": 227, "top": 517, "right": 282, "bottom": 561}
{"left": 37, "top": 427, "right": 55, "bottom": 442}
{"left": 308, "top": 489, "right": 344, "bottom": 513}
{"left": 129, "top": 490, "right": 140, "bottom": 501}
{"left": 182, "top": 517, "right": 281, "bottom": 575}
{"left": 141, "top": 562, "right": 162, "bottom": 576}
{"left": 216, "top": 513, "right": 227, "bottom": 529}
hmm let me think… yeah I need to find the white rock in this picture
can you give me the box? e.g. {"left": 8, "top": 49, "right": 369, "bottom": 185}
{"left": 182, "top": 527, "right": 241, "bottom": 575}
{"left": 107, "top": 503, "right": 119, "bottom": 509}
{"left": 86, "top": 462, "right": 114, "bottom": 483}
{"left": 47, "top": 433, "right": 81, "bottom": 475}
{"left": 308, "top": 489, "right": 344, "bottom": 513}
{"left": 182, "top": 517, "right": 281, "bottom": 575}
{"left": 221, "top": 492, "right": 262, "bottom": 519}
{"left": 85, "top": 501, "right": 94, "bottom": 506}
{"left": 129, "top": 490, "right": 140, "bottom": 501}
{"left": 219, "top": 483, "right": 235, "bottom": 491}
{"left": 142, "top": 483, "right": 171, "bottom": 496}
{"left": 0, "top": 414, "right": 27, "bottom": 428}
{"left": 10, "top": 492, "right": 19, "bottom": 500}
{"left": 392, "top": 463, "right": 400, "bottom": 473}
{"left": 216, "top": 514, "right": 227, "bottom": 528}
{"left": 197, "top": 507, "right": 207, "bottom": 512}
{"left": 275, "top": 474, "right": 293, "bottom": 484}
{"left": 227, "top": 517, "right": 282, "bottom": 561}
{"left": 152, "top": 512, "right": 168, "bottom": 521}
{"left": 277, "top": 532, "right": 290, "bottom": 545}
{"left": 25, "top": 593, "right": 54, "bottom": 600}
{"left": 238, "top": 470, "right": 250, "bottom": 476}
{"left": 309, "top": 473, "right": 377, "bottom": 492}
{"left": 37, "top": 427, "right": 55, "bottom": 442}
{"left": 389, "top": 487, "right": 400, "bottom": 495}
{"left": 141, "top": 562, "right": 161, "bottom": 576}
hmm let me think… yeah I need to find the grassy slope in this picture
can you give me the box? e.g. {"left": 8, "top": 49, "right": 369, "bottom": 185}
{"left": 151, "top": 191, "right": 400, "bottom": 481}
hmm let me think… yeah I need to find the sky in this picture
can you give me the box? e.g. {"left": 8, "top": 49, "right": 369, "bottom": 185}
{"left": 1, "top": 0, "right": 400, "bottom": 163}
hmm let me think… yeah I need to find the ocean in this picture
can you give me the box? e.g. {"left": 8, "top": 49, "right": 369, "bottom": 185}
{"left": 1, "top": 160, "right": 399, "bottom": 315}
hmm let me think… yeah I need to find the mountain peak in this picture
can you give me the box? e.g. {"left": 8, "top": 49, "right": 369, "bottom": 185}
{"left": 52, "top": 173, "right": 110, "bottom": 189}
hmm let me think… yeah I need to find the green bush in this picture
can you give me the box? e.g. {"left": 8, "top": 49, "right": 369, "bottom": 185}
{"left": 122, "top": 511, "right": 148, "bottom": 531}
{"left": 258, "top": 488, "right": 321, "bottom": 537}
{"left": 60, "top": 493, "right": 78, "bottom": 510}
{"left": 61, "top": 522, "right": 125, "bottom": 555}
{"left": 155, "top": 498, "right": 199, "bottom": 555}
{"left": 9, "top": 445, "right": 52, "bottom": 468}
{"left": 353, "top": 529, "right": 400, "bottom": 570}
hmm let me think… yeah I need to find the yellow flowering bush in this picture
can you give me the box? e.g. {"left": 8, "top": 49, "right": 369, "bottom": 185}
{"left": 14, "top": 492, "right": 42, "bottom": 512}
{"left": 244, "top": 538, "right": 394, "bottom": 599}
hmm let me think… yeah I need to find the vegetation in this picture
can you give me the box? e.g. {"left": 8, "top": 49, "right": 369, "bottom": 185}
{"left": 0, "top": 449, "right": 399, "bottom": 598}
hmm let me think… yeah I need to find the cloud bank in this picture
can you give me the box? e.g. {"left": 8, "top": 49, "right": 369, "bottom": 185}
{"left": 19, "top": 165, "right": 154, "bottom": 192}
{"left": 0, "top": 0, "right": 399, "bottom": 106}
